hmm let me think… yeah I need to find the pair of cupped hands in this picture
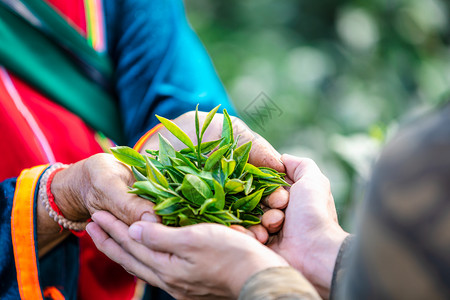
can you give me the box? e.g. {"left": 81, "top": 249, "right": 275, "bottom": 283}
{"left": 53, "top": 112, "right": 348, "bottom": 299}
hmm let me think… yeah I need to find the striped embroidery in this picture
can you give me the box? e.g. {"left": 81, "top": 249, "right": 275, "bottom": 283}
{"left": 84, "top": 0, "right": 107, "bottom": 53}
{"left": 0, "top": 67, "right": 56, "bottom": 163}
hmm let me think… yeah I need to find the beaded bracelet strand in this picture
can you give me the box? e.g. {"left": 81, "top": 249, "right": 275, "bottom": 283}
{"left": 38, "top": 163, "right": 89, "bottom": 231}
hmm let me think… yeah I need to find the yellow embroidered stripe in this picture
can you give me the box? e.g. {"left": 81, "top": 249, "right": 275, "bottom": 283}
{"left": 43, "top": 286, "right": 65, "bottom": 300}
{"left": 133, "top": 123, "right": 164, "bottom": 152}
{"left": 12, "top": 165, "right": 49, "bottom": 300}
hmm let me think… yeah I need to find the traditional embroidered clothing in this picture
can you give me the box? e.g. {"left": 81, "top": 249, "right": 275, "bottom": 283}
{"left": 0, "top": 0, "right": 235, "bottom": 299}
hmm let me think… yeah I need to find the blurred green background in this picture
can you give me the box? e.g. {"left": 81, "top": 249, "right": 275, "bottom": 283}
{"left": 185, "top": 0, "right": 450, "bottom": 229}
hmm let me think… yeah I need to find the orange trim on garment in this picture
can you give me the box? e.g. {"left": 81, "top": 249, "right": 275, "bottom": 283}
{"left": 12, "top": 165, "right": 49, "bottom": 300}
{"left": 133, "top": 123, "right": 164, "bottom": 152}
{"left": 43, "top": 286, "right": 65, "bottom": 300}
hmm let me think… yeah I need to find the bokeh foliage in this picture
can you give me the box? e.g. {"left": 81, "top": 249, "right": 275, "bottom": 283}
{"left": 185, "top": 0, "right": 450, "bottom": 229}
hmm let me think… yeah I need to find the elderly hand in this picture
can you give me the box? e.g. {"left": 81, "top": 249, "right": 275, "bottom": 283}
{"left": 267, "top": 154, "right": 349, "bottom": 298}
{"left": 140, "top": 111, "right": 288, "bottom": 243}
{"left": 86, "top": 211, "right": 289, "bottom": 300}
{"left": 51, "top": 153, "right": 156, "bottom": 224}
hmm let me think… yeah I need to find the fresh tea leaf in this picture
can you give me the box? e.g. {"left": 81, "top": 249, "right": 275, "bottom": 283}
{"left": 213, "top": 180, "right": 225, "bottom": 210}
{"left": 233, "top": 141, "right": 252, "bottom": 177}
{"left": 180, "top": 138, "right": 223, "bottom": 154}
{"left": 225, "top": 178, "right": 245, "bottom": 194}
{"left": 145, "top": 156, "right": 169, "bottom": 188}
{"left": 156, "top": 115, "right": 195, "bottom": 150}
{"left": 111, "top": 146, "right": 146, "bottom": 168}
{"left": 231, "top": 189, "right": 265, "bottom": 212}
{"left": 180, "top": 174, "right": 213, "bottom": 206}
{"left": 201, "top": 104, "right": 220, "bottom": 138}
{"left": 158, "top": 134, "right": 176, "bottom": 166}
{"left": 204, "top": 144, "right": 229, "bottom": 171}
{"left": 221, "top": 157, "right": 236, "bottom": 177}
{"left": 219, "top": 109, "right": 233, "bottom": 148}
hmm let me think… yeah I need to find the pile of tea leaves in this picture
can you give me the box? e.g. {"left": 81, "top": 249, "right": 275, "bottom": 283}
{"left": 111, "top": 105, "right": 288, "bottom": 227}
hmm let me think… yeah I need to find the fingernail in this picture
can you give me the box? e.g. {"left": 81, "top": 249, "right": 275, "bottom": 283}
{"left": 141, "top": 212, "right": 157, "bottom": 222}
{"left": 85, "top": 223, "right": 92, "bottom": 237}
{"left": 129, "top": 224, "right": 143, "bottom": 242}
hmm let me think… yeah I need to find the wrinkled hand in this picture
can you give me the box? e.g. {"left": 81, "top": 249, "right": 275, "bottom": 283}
{"left": 87, "top": 211, "right": 288, "bottom": 300}
{"left": 267, "top": 154, "right": 349, "bottom": 299}
{"left": 141, "top": 111, "right": 288, "bottom": 242}
{"left": 52, "top": 153, "right": 156, "bottom": 225}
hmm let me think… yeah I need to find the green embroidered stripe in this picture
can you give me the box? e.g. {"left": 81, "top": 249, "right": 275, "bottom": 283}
{"left": 0, "top": 5, "right": 124, "bottom": 143}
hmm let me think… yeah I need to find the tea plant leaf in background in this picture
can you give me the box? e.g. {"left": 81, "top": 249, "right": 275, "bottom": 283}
{"left": 112, "top": 105, "right": 289, "bottom": 227}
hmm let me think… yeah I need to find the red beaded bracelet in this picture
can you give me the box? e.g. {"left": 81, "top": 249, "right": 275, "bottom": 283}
{"left": 38, "top": 163, "right": 89, "bottom": 232}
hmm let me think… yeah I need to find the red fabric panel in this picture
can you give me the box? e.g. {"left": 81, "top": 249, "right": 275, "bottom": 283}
{"left": 0, "top": 73, "right": 136, "bottom": 300}
{"left": 44, "top": 0, "right": 87, "bottom": 35}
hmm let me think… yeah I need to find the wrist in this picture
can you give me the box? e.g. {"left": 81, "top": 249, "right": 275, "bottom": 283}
{"left": 50, "top": 164, "right": 90, "bottom": 222}
{"left": 229, "top": 248, "right": 289, "bottom": 298}
{"left": 303, "top": 227, "right": 349, "bottom": 299}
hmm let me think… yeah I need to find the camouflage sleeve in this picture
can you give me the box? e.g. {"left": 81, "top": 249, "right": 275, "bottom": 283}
{"left": 339, "top": 104, "right": 450, "bottom": 299}
{"left": 238, "top": 267, "right": 320, "bottom": 300}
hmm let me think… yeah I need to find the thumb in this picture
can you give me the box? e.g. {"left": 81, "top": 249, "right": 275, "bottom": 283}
{"left": 128, "top": 222, "right": 189, "bottom": 256}
{"left": 280, "top": 154, "right": 322, "bottom": 182}
{"left": 248, "top": 132, "right": 285, "bottom": 173}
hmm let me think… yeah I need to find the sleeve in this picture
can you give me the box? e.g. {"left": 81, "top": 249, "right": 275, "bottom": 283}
{"left": 329, "top": 235, "right": 355, "bottom": 300}
{"left": 0, "top": 166, "right": 79, "bottom": 300}
{"left": 238, "top": 267, "right": 321, "bottom": 300}
{"left": 104, "top": 0, "right": 237, "bottom": 146}
{"left": 338, "top": 104, "right": 450, "bottom": 299}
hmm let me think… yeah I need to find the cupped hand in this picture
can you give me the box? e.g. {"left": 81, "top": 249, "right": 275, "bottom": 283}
{"left": 267, "top": 154, "right": 349, "bottom": 299}
{"left": 140, "top": 111, "right": 288, "bottom": 242}
{"left": 51, "top": 153, "right": 156, "bottom": 225}
{"left": 87, "top": 211, "right": 289, "bottom": 300}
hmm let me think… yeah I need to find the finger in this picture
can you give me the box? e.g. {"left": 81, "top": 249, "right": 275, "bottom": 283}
{"left": 230, "top": 225, "right": 257, "bottom": 239}
{"left": 86, "top": 221, "right": 166, "bottom": 288}
{"left": 261, "top": 209, "right": 284, "bottom": 234}
{"left": 247, "top": 224, "right": 269, "bottom": 244}
{"left": 101, "top": 179, "right": 157, "bottom": 225}
{"left": 261, "top": 187, "right": 288, "bottom": 209}
{"left": 248, "top": 133, "right": 285, "bottom": 173}
{"left": 281, "top": 154, "right": 322, "bottom": 182}
{"left": 91, "top": 211, "right": 167, "bottom": 271}
{"left": 231, "top": 118, "right": 285, "bottom": 173}
{"left": 128, "top": 221, "right": 194, "bottom": 257}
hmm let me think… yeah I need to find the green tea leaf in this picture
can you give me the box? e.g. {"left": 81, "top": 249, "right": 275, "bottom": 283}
{"left": 244, "top": 174, "right": 254, "bottom": 195}
{"left": 180, "top": 138, "right": 223, "bottom": 154}
{"left": 111, "top": 146, "right": 146, "bottom": 168}
{"left": 158, "top": 134, "right": 176, "bottom": 166}
{"left": 231, "top": 189, "right": 265, "bottom": 212}
{"left": 131, "top": 166, "right": 147, "bottom": 182}
{"left": 225, "top": 179, "right": 245, "bottom": 194}
{"left": 179, "top": 213, "right": 199, "bottom": 226}
{"left": 244, "top": 163, "right": 273, "bottom": 178}
{"left": 180, "top": 174, "right": 213, "bottom": 206}
{"left": 156, "top": 115, "right": 195, "bottom": 150}
{"left": 198, "top": 198, "right": 219, "bottom": 214}
{"left": 233, "top": 141, "right": 252, "bottom": 177}
{"left": 154, "top": 197, "right": 182, "bottom": 211}
{"left": 195, "top": 104, "right": 200, "bottom": 143}
{"left": 239, "top": 214, "right": 261, "bottom": 226}
{"left": 221, "top": 157, "right": 236, "bottom": 177}
{"left": 204, "top": 144, "right": 229, "bottom": 171}
{"left": 213, "top": 180, "right": 225, "bottom": 210}
{"left": 219, "top": 109, "right": 234, "bottom": 148}
{"left": 157, "top": 204, "right": 188, "bottom": 216}
{"left": 201, "top": 104, "right": 220, "bottom": 138}
{"left": 131, "top": 181, "right": 172, "bottom": 198}
{"left": 145, "top": 156, "right": 169, "bottom": 188}
{"left": 175, "top": 151, "right": 200, "bottom": 172}
{"left": 210, "top": 211, "right": 242, "bottom": 224}
{"left": 145, "top": 149, "right": 159, "bottom": 156}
